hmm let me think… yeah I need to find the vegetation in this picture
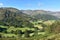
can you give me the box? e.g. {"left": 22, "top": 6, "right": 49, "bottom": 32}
{"left": 0, "top": 7, "right": 60, "bottom": 40}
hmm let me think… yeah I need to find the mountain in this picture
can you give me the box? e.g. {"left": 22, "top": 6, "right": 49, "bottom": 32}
{"left": 21, "top": 10, "right": 48, "bottom": 16}
{"left": 34, "top": 14, "right": 59, "bottom": 20}
{"left": 0, "top": 7, "right": 59, "bottom": 24}
{"left": 21, "top": 10, "right": 60, "bottom": 20}
{"left": 51, "top": 12, "right": 60, "bottom": 18}
{"left": 21, "top": 10, "right": 54, "bottom": 15}
{"left": 0, "top": 7, "right": 34, "bottom": 27}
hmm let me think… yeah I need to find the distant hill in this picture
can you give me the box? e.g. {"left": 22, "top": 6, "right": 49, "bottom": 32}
{"left": 21, "top": 10, "right": 60, "bottom": 20}
{"left": 21, "top": 10, "right": 54, "bottom": 15}
{"left": 21, "top": 10, "right": 48, "bottom": 16}
{"left": 34, "top": 14, "right": 59, "bottom": 20}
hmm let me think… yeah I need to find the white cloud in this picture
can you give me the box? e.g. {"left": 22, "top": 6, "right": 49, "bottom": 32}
{"left": 0, "top": 3, "right": 4, "bottom": 6}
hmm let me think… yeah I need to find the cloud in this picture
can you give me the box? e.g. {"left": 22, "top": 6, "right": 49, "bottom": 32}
{"left": 0, "top": 3, "right": 4, "bottom": 6}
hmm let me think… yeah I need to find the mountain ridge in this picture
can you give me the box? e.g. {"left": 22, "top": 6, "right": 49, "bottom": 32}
{"left": 0, "top": 7, "right": 60, "bottom": 21}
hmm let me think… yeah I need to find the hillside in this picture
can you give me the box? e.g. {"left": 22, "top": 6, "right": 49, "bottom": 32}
{"left": 21, "top": 10, "right": 50, "bottom": 16}
{"left": 0, "top": 7, "right": 60, "bottom": 40}
{"left": 0, "top": 7, "right": 59, "bottom": 27}
{"left": 0, "top": 7, "right": 34, "bottom": 27}
{"left": 21, "top": 10, "right": 60, "bottom": 20}
{"left": 21, "top": 10, "right": 60, "bottom": 17}
{"left": 34, "top": 14, "right": 59, "bottom": 20}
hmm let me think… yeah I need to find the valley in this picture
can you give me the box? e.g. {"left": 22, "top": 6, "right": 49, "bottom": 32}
{"left": 0, "top": 7, "right": 60, "bottom": 40}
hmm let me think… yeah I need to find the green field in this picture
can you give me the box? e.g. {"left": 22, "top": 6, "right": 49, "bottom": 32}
{"left": 0, "top": 20, "right": 60, "bottom": 40}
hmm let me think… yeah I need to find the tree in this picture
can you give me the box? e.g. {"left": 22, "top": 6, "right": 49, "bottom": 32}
{"left": 34, "top": 27, "right": 38, "bottom": 37}
{"left": 50, "top": 21, "right": 60, "bottom": 33}
{"left": 15, "top": 30, "right": 22, "bottom": 37}
{"left": 24, "top": 30, "right": 30, "bottom": 37}
{"left": 41, "top": 23, "right": 51, "bottom": 33}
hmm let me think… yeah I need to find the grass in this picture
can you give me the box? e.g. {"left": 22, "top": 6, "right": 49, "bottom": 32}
{"left": 0, "top": 20, "right": 60, "bottom": 40}
{"left": 7, "top": 27, "right": 35, "bottom": 32}
{"left": 0, "top": 33, "right": 60, "bottom": 40}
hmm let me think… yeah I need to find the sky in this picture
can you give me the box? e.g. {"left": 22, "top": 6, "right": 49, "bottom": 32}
{"left": 0, "top": 0, "right": 60, "bottom": 11}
